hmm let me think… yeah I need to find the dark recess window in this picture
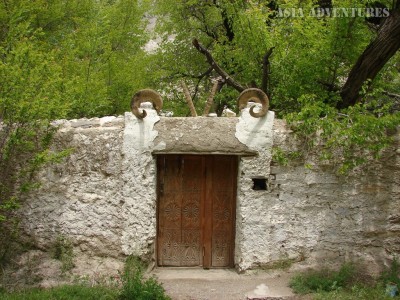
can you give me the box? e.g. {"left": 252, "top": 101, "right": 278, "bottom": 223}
{"left": 252, "top": 178, "right": 267, "bottom": 190}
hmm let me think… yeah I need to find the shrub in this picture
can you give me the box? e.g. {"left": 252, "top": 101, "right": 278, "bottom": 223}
{"left": 380, "top": 257, "right": 400, "bottom": 287}
{"left": 118, "top": 256, "right": 170, "bottom": 300}
{"left": 51, "top": 235, "right": 74, "bottom": 273}
{"left": 313, "top": 285, "right": 394, "bottom": 300}
{"left": 289, "top": 263, "right": 358, "bottom": 294}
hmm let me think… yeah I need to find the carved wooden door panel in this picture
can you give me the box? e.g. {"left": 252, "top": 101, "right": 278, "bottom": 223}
{"left": 157, "top": 155, "right": 237, "bottom": 268}
{"left": 157, "top": 155, "right": 203, "bottom": 266}
{"left": 207, "top": 156, "right": 237, "bottom": 268}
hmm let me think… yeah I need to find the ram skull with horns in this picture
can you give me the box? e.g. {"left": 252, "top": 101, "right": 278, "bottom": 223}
{"left": 237, "top": 88, "right": 269, "bottom": 118}
{"left": 130, "top": 89, "right": 163, "bottom": 119}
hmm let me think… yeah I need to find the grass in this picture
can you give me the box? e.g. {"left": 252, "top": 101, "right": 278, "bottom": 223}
{"left": 290, "top": 259, "right": 400, "bottom": 299}
{"left": 380, "top": 257, "right": 400, "bottom": 288}
{"left": 0, "top": 255, "right": 170, "bottom": 300}
{"left": 289, "top": 263, "right": 359, "bottom": 294}
{"left": 313, "top": 285, "right": 395, "bottom": 300}
{"left": 0, "top": 285, "right": 118, "bottom": 300}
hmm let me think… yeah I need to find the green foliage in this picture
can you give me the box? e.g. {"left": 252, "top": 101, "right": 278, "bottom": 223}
{"left": 0, "top": 0, "right": 152, "bottom": 119}
{"left": 289, "top": 263, "right": 359, "bottom": 294}
{"left": 0, "top": 256, "right": 170, "bottom": 299}
{"left": 118, "top": 256, "right": 170, "bottom": 300}
{"left": 0, "top": 123, "right": 71, "bottom": 218}
{"left": 0, "top": 197, "right": 19, "bottom": 222}
{"left": 286, "top": 96, "right": 400, "bottom": 173}
{"left": 380, "top": 257, "right": 400, "bottom": 287}
{"left": 0, "top": 284, "right": 119, "bottom": 300}
{"left": 272, "top": 148, "right": 302, "bottom": 166}
{"left": 311, "top": 259, "right": 399, "bottom": 299}
{"left": 0, "top": 122, "right": 72, "bottom": 267}
{"left": 51, "top": 235, "right": 74, "bottom": 274}
{"left": 313, "top": 285, "right": 394, "bottom": 300}
{"left": 272, "top": 148, "right": 290, "bottom": 166}
{"left": 291, "top": 261, "right": 400, "bottom": 299}
{"left": 151, "top": 0, "right": 385, "bottom": 112}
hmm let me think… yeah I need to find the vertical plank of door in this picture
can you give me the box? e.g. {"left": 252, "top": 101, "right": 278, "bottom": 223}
{"left": 203, "top": 156, "right": 212, "bottom": 268}
{"left": 181, "top": 155, "right": 203, "bottom": 266}
{"left": 210, "top": 156, "right": 237, "bottom": 268}
{"left": 157, "top": 155, "right": 183, "bottom": 266}
{"left": 156, "top": 156, "right": 163, "bottom": 266}
{"left": 230, "top": 156, "right": 238, "bottom": 267}
{"left": 200, "top": 156, "right": 206, "bottom": 267}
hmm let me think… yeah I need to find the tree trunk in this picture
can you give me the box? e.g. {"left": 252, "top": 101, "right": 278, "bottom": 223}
{"left": 180, "top": 81, "right": 198, "bottom": 117}
{"left": 203, "top": 78, "right": 224, "bottom": 116}
{"left": 339, "top": 7, "right": 400, "bottom": 109}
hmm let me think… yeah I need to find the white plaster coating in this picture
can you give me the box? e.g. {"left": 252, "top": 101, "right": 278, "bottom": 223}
{"left": 121, "top": 109, "right": 160, "bottom": 257}
{"left": 123, "top": 110, "right": 160, "bottom": 152}
{"left": 235, "top": 108, "right": 275, "bottom": 151}
{"left": 140, "top": 101, "right": 154, "bottom": 109}
{"left": 234, "top": 108, "right": 276, "bottom": 270}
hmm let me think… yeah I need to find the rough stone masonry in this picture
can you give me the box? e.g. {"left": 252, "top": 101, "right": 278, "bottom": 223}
{"left": 17, "top": 103, "right": 400, "bottom": 278}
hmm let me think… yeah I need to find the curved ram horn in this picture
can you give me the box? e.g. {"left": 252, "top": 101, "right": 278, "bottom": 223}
{"left": 130, "top": 89, "right": 163, "bottom": 119}
{"left": 237, "top": 88, "right": 269, "bottom": 118}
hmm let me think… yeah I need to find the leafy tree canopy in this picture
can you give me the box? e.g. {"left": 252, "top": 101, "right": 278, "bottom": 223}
{"left": 151, "top": 0, "right": 398, "bottom": 112}
{"left": 149, "top": 0, "right": 400, "bottom": 172}
{"left": 0, "top": 0, "right": 152, "bottom": 122}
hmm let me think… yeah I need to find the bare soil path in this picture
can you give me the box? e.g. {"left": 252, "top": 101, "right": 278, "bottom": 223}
{"left": 152, "top": 268, "right": 306, "bottom": 300}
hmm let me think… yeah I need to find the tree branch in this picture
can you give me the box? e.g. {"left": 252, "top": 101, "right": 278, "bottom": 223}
{"left": 317, "top": 79, "right": 340, "bottom": 92}
{"left": 165, "top": 66, "right": 214, "bottom": 80}
{"left": 192, "top": 38, "right": 245, "bottom": 92}
{"left": 221, "top": 7, "right": 234, "bottom": 42}
{"left": 261, "top": 47, "right": 274, "bottom": 97}
{"left": 192, "top": 67, "right": 214, "bottom": 100}
{"left": 383, "top": 91, "right": 400, "bottom": 98}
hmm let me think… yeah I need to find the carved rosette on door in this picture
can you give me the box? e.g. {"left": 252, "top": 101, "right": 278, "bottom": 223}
{"left": 157, "top": 155, "right": 237, "bottom": 268}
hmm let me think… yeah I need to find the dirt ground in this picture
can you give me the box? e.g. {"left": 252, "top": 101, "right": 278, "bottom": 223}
{"left": 151, "top": 268, "right": 309, "bottom": 300}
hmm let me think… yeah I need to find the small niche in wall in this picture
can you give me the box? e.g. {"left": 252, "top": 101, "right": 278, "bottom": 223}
{"left": 252, "top": 178, "right": 267, "bottom": 191}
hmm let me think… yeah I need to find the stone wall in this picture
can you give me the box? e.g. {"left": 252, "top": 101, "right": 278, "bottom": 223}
{"left": 260, "top": 120, "right": 400, "bottom": 274}
{"left": 16, "top": 106, "right": 400, "bottom": 277}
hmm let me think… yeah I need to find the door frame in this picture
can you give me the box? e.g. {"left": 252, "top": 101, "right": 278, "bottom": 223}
{"left": 155, "top": 154, "right": 238, "bottom": 269}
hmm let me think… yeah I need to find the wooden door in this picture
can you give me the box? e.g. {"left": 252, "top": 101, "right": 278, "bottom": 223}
{"left": 157, "top": 155, "right": 237, "bottom": 268}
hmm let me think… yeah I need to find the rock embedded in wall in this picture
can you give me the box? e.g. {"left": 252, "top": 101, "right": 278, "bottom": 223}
{"left": 153, "top": 117, "right": 255, "bottom": 155}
